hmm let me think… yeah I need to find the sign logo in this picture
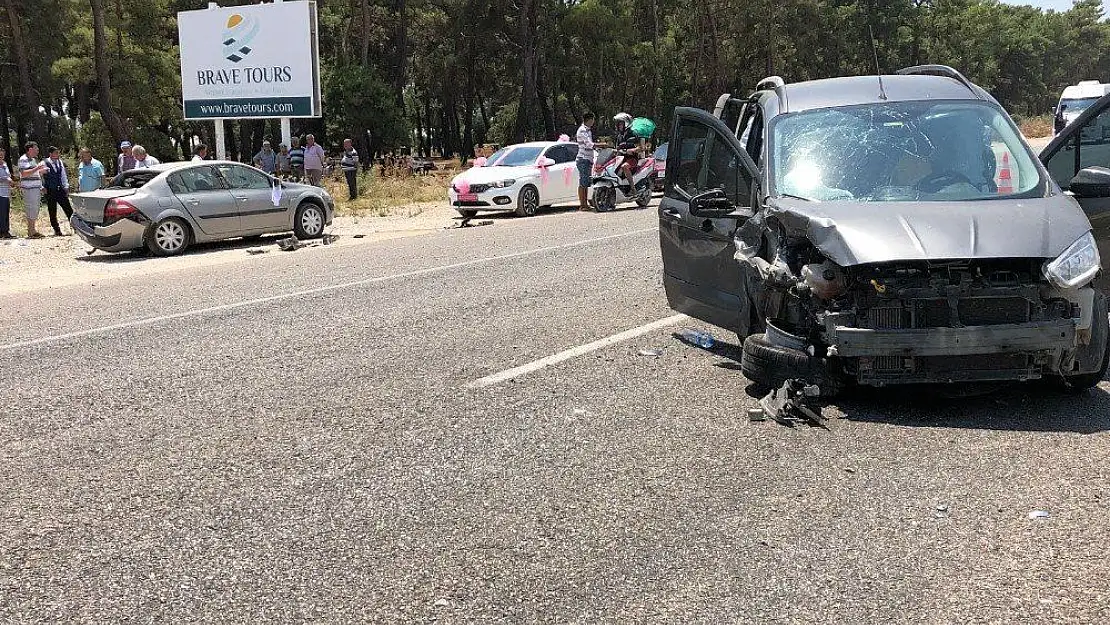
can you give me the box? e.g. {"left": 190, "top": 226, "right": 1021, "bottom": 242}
{"left": 221, "top": 13, "right": 259, "bottom": 63}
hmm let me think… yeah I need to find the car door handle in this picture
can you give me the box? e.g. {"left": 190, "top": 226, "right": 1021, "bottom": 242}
{"left": 235, "top": 196, "right": 249, "bottom": 201}
{"left": 187, "top": 200, "right": 200, "bottom": 205}
{"left": 661, "top": 208, "right": 682, "bottom": 220}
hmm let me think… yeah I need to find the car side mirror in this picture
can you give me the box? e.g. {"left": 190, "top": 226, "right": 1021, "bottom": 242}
{"left": 690, "top": 188, "right": 747, "bottom": 219}
{"left": 1070, "top": 166, "right": 1110, "bottom": 198}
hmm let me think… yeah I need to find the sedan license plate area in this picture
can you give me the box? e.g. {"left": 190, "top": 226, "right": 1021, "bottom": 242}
{"left": 458, "top": 193, "right": 478, "bottom": 202}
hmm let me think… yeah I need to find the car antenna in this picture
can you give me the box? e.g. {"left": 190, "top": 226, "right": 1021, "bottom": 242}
{"left": 870, "top": 26, "right": 888, "bottom": 101}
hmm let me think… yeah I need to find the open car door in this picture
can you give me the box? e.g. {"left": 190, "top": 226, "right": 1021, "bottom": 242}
{"left": 658, "top": 107, "right": 759, "bottom": 332}
{"left": 1041, "top": 93, "right": 1110, "bottom": 293}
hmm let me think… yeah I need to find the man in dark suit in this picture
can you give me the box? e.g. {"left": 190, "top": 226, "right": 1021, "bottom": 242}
{"left": 42, "top": 146, "right": 73, "bottom": 237}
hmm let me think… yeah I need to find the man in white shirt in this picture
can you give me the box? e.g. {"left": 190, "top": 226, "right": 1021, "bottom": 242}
{"left": 575, "top": 112, "right": 606, "bottom": 211}
{"left": 17, "top": 142, "right": 48, "bottom": 238}
{"left": 302, "top": 134, "right": 327, "bottom": 186}
{"left": 131, "top": 145, "right": 160, "bottom": 168}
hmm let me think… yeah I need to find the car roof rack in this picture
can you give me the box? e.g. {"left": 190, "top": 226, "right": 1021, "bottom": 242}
{"left": 755, "top": 76, "right": 785, "bottom": 91}
{"left": 896, "top": 65, "right": 979, "bottom": 96}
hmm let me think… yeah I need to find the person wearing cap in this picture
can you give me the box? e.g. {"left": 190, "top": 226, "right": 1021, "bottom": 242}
{"left": 17, "top": 142, "right": 48, "bottom": 238}
{"left": 252, "top": 141, "right": 277, "bottom": 174}
{"left": 42, "top": 146, "right": 73, "bottom": 237}
{"left": 117, "top": 141, "right": 136, "bottom": 175}
{"left": 192, "top": 144, "right": 207, "bottom": 162}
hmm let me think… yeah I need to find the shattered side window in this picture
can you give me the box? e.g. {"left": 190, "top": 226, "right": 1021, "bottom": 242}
{"left": 670, "top": 120, "right": 709, "bottom": 197}
{"left": 770, "top": 100, "right": 1043, "bottom": 202}
{"left": 705, "top": 136, "right": 751, "bottom": 207}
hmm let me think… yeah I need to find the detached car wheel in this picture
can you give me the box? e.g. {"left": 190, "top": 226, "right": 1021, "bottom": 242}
{"left": 146, "top": 218, "right": 190, "bottom": 256}
{"left": 294, "top": 202, "right": 326, "bottom": 239}
{"left": 741, "top": 333, "right": 843, "bottom": 396}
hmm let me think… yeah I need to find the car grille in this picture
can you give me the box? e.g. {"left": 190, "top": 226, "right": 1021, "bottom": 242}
{"left": 860, "top": 297, "right": 1031, "bottom": 330}
{"left": 469, "top": 183, "right": 491, "bottom": 193}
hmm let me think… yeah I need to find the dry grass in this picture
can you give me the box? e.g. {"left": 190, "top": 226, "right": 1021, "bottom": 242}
{"left": 324, "top": 168, "right": 457, "bottom": 217}
{"left": 1019, "top": 115, "right": 1054, "bottom": 139}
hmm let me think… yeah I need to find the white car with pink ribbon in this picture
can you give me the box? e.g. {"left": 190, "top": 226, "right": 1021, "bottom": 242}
{"left": 449, "top": 141, "right": 580, "bottom": 217}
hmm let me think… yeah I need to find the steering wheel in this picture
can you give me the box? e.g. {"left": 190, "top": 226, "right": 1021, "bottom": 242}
{"left": 916, "top": 170, "right": 973, "bottom": 194}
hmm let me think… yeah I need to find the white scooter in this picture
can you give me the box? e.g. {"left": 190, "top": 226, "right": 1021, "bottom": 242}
{"left": 589, "top": 147, "right": 653, "bottom": 212}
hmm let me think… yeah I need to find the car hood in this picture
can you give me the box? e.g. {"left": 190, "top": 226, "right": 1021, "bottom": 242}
{"left": 764, "top": 195, "right": 1093, "bottom": 266}
{"left": 453, "top": 165, "right": 539, "bottom": 186}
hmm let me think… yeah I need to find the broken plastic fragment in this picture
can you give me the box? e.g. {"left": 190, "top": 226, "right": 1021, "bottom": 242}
{"left": 639, "top": 349, "right": 663, "bottom": 357}
{"left": 1028, "top": 510, "right": 1049, "bottom": 520}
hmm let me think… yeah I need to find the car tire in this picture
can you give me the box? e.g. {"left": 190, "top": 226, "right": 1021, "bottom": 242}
{"left": 294, "top": 202, "right": 326, "bottom": 239}
{"left": 458, "top": 209, "right": 478, "bottom": 219}
{"left": 145, "top": 217, "right": 191, "bottom": 257}
{"left": 515, "top": 185, "right": 539, "bottom": 217}
{"left": 1052, "top": 301, "right": 1110, "bottom": 392}
{"left": 741, "top": 333, "right": 843, "bottom": 396}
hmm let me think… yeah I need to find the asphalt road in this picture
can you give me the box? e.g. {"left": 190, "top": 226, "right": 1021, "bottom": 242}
{"left": 1, "top": 204, "right": 1108, "bottom": 624}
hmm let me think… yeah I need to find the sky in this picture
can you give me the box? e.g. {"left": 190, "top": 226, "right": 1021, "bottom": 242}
{"left": 1000, "top": 0, "right": 1110, "bottom": 12}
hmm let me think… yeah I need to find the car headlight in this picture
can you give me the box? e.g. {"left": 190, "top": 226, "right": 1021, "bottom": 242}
{"left": 1044, "top": 231, "right": 1102, "bottom": 288}
{"left": 488, "top": 179, "right": 516, "bottom": 188}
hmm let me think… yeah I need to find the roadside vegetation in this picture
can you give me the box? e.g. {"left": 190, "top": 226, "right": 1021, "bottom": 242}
{"left": 3, "top": 0, "right": 1109, "bottom": 168}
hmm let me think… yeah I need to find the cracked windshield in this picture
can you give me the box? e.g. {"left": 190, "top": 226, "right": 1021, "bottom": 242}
{"left": 772, "top": 101, "right": 1041, "bottom": 202}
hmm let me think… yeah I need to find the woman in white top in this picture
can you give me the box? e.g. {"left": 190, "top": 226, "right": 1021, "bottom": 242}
{"left": 131, "top": 145, "right": 160, "bottom": 168}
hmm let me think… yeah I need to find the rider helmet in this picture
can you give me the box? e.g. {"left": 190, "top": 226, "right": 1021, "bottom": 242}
{"left": 613, "top": 112, "right": 632, "bottom": 126}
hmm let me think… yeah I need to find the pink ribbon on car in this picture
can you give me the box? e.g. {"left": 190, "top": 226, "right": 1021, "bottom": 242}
{"left": 537, "top": 157, "right": 555, "bottom": 187}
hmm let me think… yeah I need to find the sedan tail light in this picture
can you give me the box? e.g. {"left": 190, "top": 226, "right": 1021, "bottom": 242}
{"left": 104, "top": 198, "right": 140, "bottom": 224}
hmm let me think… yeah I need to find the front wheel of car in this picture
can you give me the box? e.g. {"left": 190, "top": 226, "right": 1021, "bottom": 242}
{"left": 294, "top": 202, "right": 326, "bottom": 239}
{"left": 515, "top": 185, "right": 539, "bottom": 217}
{"left": 146, "top": 218, "right": 191, "bottom": 256}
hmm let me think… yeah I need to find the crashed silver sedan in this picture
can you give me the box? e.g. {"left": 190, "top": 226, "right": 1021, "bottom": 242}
{"left": 659, "top": 66, "right": 1109, "bottom": 393}
{"left": 70, "top": 161, "right": 335, "bottom": 256}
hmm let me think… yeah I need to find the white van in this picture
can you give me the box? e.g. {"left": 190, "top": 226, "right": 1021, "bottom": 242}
{"left": 1055, "top": 80, "right": 1110, "bottom": 133}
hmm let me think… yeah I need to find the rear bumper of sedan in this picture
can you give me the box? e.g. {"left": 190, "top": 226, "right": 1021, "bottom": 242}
{"left": 71, "top": 214, "right": 146, "bottom": 252}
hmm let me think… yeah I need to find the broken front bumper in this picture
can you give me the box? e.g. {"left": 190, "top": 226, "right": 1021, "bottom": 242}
{"left": 824, "top": 317, "right": 1086, "bottom": 385}
{"left": 830, "top": 319, "right": 1077, "bottom": 358}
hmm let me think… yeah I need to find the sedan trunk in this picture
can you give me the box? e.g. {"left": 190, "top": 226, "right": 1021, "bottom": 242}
{"left": 69, "top": 189, "right": 135, "bottom": 225}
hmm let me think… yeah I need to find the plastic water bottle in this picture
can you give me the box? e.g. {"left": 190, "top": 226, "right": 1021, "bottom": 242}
{"left": 680, "top": 328, "right": 716, "bottom": 349}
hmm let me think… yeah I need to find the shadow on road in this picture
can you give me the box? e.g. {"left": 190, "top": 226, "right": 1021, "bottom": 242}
{"left": 75, "top": 234, "right": 292, "bottom": 264}
{"left": 698, "top": 334, "right": 1110, "bottom": 434}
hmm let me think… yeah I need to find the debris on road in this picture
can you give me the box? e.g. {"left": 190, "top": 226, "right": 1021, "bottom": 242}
{"left": 1028, "top": 510, "right": 1050, "bottom": 520}
{"left": 678, "top": 328, "right": 715, "bottom": 349}
{"left": 446, "top": 218, "right": 494, "bottom": 229}
{"left": 277, "top": 236, "right": 306, "bottom": 251}
{"left": 246, "top": 248, "right": 268, "bottom": 255}
{"left": 322, "top": 234, "right": 339, "bottom": 245}
{"left": 638, "top": 348, "right": 663, "bottom": 357}
{"left": 353, "top": 234, "right": 366, "bottom": 239}
{"left": 434, "top": 598, "right": 450, "bottom": 608}
{"left": 747, "top": 408, "right": 766, "bottom": 422}
{"left": 757, "top": 379, "right": 827, "bottom": 428}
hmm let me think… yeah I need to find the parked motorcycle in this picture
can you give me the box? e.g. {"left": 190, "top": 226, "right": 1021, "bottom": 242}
{"left": 589, "top": 147, "right": 653, "bottom": 212}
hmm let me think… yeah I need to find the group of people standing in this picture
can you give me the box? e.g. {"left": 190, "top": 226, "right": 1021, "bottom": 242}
{"left": 0, "top": 142, "right": 111, "bottom": 239}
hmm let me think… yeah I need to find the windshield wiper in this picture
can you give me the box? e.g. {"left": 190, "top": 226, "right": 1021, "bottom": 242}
{"left": 777, "top": 193, "right": 816, "bottom": 202}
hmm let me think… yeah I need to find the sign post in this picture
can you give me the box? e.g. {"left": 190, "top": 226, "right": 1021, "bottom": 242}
{"left": 178, "top": 1, "right": 321, "bottom": 159}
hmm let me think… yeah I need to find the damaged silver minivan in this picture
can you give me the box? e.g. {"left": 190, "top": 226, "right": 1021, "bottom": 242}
{"left": 659, "top": 66, "right": 1109, "bottom": 393}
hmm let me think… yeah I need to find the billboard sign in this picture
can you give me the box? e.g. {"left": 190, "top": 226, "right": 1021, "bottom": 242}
{"left": 178, "top": 2, "right": 321, "bottom": 120}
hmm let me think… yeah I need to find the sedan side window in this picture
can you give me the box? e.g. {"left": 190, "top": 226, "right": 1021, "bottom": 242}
{"left": 548, "top": 145, "right": 576, "bottom": 164}
{"left": 217, "top": 164, "right": 272, "bottom": 190}
{"left": 168, "top": 166, "right": 227, "bottom": 193}
{"left": 1046, "top": 106, "right": 1110, "bottom": 189}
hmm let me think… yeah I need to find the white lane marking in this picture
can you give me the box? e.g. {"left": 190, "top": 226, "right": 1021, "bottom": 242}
{"left": 0, "top": 228, "right": 656, "bottom": 352}
{"left": 465, "top": 314, "right": 688, "bottom": 389}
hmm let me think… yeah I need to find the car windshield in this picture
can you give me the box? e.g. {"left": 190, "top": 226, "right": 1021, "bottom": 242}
{"left": 770, "top": 100, "right": 1043, "bottom": 202}
{"left": 653, "top": 143, "right": 668, "bottom": 159}
{"left": 1062, "top": 97, "right": 1100, "bottom": 114}
{"left": 488, "top": 146, "right": 543, "bottom": 167}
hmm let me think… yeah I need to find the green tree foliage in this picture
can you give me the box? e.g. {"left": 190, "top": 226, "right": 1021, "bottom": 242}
{"left": 2, "top": 0, "right": 1109, "bottom": 165}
